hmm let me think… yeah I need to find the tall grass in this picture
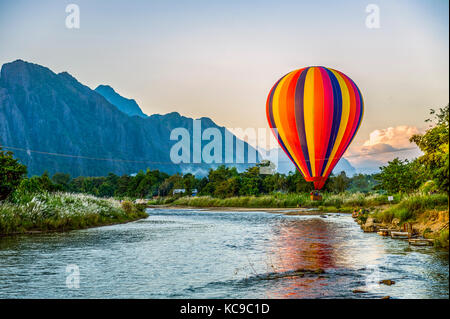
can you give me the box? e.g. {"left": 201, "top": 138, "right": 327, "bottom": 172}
{"left": 0, "top": 192, "right": 147, "bottom": 235}
{"left": 149, "top": 192, "right": 401, "bottom": 210}
{"left": 374, "top": 193, "right": 449, "bottom": 223}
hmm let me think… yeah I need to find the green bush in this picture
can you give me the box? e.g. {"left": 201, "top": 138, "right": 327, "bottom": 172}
{"left": 0, "top": 147, "right": 27, "bottom": 200}
{"left": 423, "top": 227, "right": 432, "bottom": 237}
{"left": 435, "top": 229, "right": 449, "bottom": 248}
{"left": 420, "top": 180, "right": 439, "bottom": 194}
{"left": 121, "top": 200, "right": 133, "bottom": 214}
{"left": 395, "top": 207, "right": 414, "bottom": 222}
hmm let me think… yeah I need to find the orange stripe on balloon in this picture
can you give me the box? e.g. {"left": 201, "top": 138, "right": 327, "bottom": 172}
{"left": 275, "top": 72, "right": 302, "bottom": 167}
{"left": 266, "top": 75, "right": 302, "bottom": 173}
{"left": 283, "top": 69, "right": 310, "bottom": 176}
{"left": 280, "top": 69, "right": 307, "bottom": 178}
{"left": 275, "top": 70, "right": 309, "bottom": 176}
{"left": 271, "top": 72, "right": 306, "bottom": 175}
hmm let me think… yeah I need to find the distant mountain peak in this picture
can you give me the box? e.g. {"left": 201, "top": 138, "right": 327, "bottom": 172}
{"left": 1, "top": 59, "right": 49, "bottom": 75}
{"left": 58, "top": 71, "right": 75, "bottom": 79}
{"left": 95, "top": 84, "right": 147, "bottom": 118}
{"left": 95, "top": 84, "right": 116, "bottom": 94}
{"left": 0, "top": 59, "right": 54, "bottom": 89}
{"left": 197, "top": 116, "right": 216, "bottom": 127}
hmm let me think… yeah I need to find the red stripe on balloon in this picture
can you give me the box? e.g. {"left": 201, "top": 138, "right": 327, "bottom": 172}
{"left": 286, "top": 69, "right": 310, "bottom": 176}
{"left": 266, "top": 75, "right": 302, "bottom": 173}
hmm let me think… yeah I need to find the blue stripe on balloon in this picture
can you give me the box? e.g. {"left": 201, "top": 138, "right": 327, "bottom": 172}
{"left": 294, "top": 67, "right": 312, "bottom": 176}
{"left": 320, "top": 68, "right": 342, "bottom": 176}
{"left": 355, "top": 85, "right": 364, "bottom": 130}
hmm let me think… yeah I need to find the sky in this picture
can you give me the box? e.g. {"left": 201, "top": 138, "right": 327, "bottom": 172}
{"left": 0, "top": 0, "right": 448, "bottom": 171}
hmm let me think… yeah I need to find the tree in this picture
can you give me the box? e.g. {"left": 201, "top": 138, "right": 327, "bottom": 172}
{"left": 158, "top": 174, "right": 184, "bottom": 196}
{"left": 410, "top": 105, "right": 449, "bottom": 192}
{"left": 262, "top": 173, "right": 288, "bottom": 193}
{"left": 98, "top": 182, "right": 115, "bottom": 197}
{"left": 0, "top": 147, "right": 27, "bottom": 200}
{"left": 239, "top": 166, "right": 262, "bottom": 195}
{"left": 52, "top": 172, "right": 71, "bottom": 190}
{"left": 115, "top": 175, "right": 132, "bottom": 197}
{"left": 214, "top": 176, "right": 240, "bottom": 198}
{"left": 347, "top": 174, "right": 376, "bottom": 193}
{"left": 328, "top": 171, "right": 350, "bottom": 193}
{"left": 183, "top": 173, "right": 197, "bottom": 195}
{"left": 200, "top": 165, "right": 238, "bottom": 195}
{"left": 375, "top": 158, "right": 417, "bottom": 193}
{"left": 286, "top": 171, "right": 313, "bottom": 193}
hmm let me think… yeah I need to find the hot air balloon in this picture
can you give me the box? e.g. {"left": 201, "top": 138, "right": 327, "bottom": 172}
{"left": 266, "top": 66, "right": 363, "bottom": 190}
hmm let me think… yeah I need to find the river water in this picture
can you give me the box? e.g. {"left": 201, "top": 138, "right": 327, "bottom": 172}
{"left": 0, "top": 208, "right": 448, "bottom": 298}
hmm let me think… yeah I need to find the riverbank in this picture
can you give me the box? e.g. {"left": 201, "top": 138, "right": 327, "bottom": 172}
{"left": 149, "top": 192, "right": 449, "bottom": 247}
{"left": 0, "top": 192, "right": 148, "bottom": 236}
{"left": 353, "top": 193, "right": 449, "bottom": 248}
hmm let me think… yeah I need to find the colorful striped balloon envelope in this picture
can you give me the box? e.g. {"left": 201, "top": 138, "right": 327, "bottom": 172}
{"left": 266, "top": 66, "right": 364, "bottom": 190}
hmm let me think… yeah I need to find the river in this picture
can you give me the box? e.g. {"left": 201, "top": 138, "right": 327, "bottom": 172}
{"left": 0, "top": 208, "right": 448, "bottom": 298}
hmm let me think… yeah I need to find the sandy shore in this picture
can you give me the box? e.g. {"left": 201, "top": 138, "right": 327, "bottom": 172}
{"left": 146, "top": 205, "right": 338, "bottom": 216}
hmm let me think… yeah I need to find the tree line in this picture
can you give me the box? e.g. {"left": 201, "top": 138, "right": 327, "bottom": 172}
{"left": 1, "top": 151, "right": 378, "bottom": 199}
{"left": 1, "top": 105, "right": 448, "bottom": 200}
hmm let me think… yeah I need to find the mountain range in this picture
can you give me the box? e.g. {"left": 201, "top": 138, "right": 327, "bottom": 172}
{"left": 0, "top": 60, "right": 259, "bottom": 177}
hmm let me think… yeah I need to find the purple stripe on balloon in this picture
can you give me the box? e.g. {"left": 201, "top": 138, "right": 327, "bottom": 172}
{"left": 294, "top": 67, "right": 312, "bottom": 177}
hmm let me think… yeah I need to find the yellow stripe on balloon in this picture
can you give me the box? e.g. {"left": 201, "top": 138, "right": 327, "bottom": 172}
{"left": 322, "top": 69, "right": 351, "bottom": 176}
{"left": 303, "top": 67, "right": 316, "bottom": 175}
{"left": 272, "top": 71, "right": 308, "bottom": 177}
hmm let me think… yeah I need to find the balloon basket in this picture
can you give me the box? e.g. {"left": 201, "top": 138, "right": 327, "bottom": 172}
{"left": 310, "top": 192, "right": 322, "bottom": 201}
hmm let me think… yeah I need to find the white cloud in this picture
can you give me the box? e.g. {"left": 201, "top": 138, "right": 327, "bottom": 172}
{"left": 345, "top": 125, "right": 423, "bottom": 173}
{"left": 362, "top": 125, "right": 421, "bottom": 149}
